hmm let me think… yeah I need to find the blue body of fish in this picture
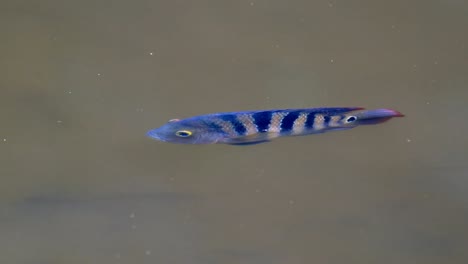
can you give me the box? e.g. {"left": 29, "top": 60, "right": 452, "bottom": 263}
{"left": 146, "top": 107, "right": 404, "bottom": 145}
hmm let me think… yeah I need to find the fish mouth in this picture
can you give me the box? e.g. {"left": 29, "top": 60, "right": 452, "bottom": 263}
{"left": 357, "top": 108, "right": 405, "bottom": 118}
{"left": 146, "top": 129, "right": 166, "bottom": 142}
{"left": 380, "top": 109, "right": 405, "bottom": 117}
{"left": 352, "top": 108, "right": 404, "bottom": 125}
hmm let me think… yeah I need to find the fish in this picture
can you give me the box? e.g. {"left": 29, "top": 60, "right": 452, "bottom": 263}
{"left": 146, "top": 107, "right": 404, "bottom": 146}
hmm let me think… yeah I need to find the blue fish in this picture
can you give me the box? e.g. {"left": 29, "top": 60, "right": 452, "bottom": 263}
{"left": 146, "top": 107, "right": 404, "bottom": 145}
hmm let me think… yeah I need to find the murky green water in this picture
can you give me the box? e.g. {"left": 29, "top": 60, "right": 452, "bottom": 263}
{"left": 1, "top": 0, "right": 468, "bottom": 263}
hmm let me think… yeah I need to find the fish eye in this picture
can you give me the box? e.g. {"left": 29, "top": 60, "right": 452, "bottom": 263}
{"left": 175, "top": 130, "right": 192, "bottom": 137}
{"left": 346, "top": 116, "right": 357, "bottom": 123}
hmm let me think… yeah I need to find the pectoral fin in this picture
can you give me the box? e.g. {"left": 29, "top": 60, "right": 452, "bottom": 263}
{"left": 222, "top": 133, "right": 276, "bottom": 146}
{"left": 227, "top": 140, "right": 270, "bottom": 146}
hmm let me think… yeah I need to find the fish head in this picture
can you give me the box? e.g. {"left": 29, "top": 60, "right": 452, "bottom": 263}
{"left": 146, "top": 118, "right": 223, "bottom": 144}
{"left": 339, "top": 108, "right": 404, "bottom": 127}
